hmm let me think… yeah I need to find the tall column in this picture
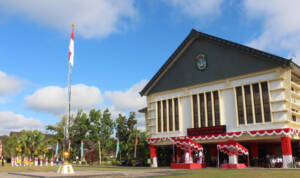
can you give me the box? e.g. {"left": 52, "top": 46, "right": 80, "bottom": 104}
{"left": 281, "top": 137, "right": 292, "bottom": 168}
{"left": 149, "top": 145, "right": 158, "bottom": 167}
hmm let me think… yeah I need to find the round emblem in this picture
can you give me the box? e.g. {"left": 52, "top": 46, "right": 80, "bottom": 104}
{"left": 195, "top": 54, "right": 207, "bottom": 71}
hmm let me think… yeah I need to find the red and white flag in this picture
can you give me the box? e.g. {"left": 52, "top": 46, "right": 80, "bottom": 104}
{"left": 68, "top": 25, "right": 74, "bottom": 67}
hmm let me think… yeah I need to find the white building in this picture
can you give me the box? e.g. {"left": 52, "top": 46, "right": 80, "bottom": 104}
{"left": 140, "top": 29, "right": 300, "bottom": 169}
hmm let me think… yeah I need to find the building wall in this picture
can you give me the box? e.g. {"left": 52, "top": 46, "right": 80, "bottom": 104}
{"left": 145, "top": 67, "right": 300, "bottom": 139}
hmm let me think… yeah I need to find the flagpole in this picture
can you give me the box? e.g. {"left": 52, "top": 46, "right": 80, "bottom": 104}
{"left": 66, "top": 63, "right": 72, "bottom": 143}
{"left": 58, "top": 24, "right": 75, "bottom": 175}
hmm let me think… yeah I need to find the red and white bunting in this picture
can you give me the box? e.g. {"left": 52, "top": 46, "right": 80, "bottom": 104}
{"left": 217, "top": 140, "right": 248, "bottom": 156}
{"left": 148, "top": 128, "right": 300, "bottom": 144}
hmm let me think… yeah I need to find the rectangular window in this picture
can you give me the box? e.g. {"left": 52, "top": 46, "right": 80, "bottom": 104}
{"left": 162, "top": 100, "right": 167, "bottom": 132}
{"left": 200, "top": 93, "right": 206, "bottom": 127}
{"left": 252, "top": 83, "right": 262, "bottom": 123}
{"left": 192, "top": 95, "right": 199, "bottom": 128}
{"left": 261, "top": 82, "right": 271, "bottom": 122}
{"left": 213, "top": 91, "right": 220, "bottom": 126}
{"left": 236, "top": 86, "right": 245, "bottom": 125}
{"left": 168, "top": 99, "right": 173, "bottom": 132}
{"left": 206, "top": 92, "right": 213, "bottom": 127}
{"left": 244, "top": 85, "right": 253, "bottom": 124}
{"left": 157, "top": 101, "right": 161, "bottom": 132}
{"left": 174, "top": 98, "right": 179, "bottom": 131}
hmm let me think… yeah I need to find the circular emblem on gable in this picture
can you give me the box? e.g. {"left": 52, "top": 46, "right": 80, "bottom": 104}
{"left": 195, "top": 54, "right": 207, "bottom": 71}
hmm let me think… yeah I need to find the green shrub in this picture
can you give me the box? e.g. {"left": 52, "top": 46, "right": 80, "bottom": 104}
{"left": 112, "top": 160, "right": 120, "bottom": 165}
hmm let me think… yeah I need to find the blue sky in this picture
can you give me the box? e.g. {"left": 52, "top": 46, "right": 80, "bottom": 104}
{"left": 0, "top": 0, "right": 300, "bottom": 134}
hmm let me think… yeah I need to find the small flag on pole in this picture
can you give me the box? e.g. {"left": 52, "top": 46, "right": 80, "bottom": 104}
{"left": 55, "top": 141, "right": 59, "bottom": 156}
{"left": 115, "top": 138, "right": 120, "bottom": 158}
{"left": 68, "top": 24, "right": 75, "bottom": 67}
{"left": 134, "top": 136, "right": 138, "bottom": 158}
{"left": 80, "top": 140, "right": 84, "bottom": 159}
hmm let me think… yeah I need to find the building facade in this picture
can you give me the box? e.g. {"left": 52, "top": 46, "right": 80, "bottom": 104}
{"left": 140, "top": 29, "right": 300, "bottom": 168}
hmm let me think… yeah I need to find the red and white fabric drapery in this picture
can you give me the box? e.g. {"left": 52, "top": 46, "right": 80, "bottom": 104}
{"left": 148, "top": 128, "right": 300, "bottom": 144}
{"left": 171, "top": 138, "right": 203, "bottom": 151}
{"left": 217, "top": 140, "right": 248, "bottom": 156}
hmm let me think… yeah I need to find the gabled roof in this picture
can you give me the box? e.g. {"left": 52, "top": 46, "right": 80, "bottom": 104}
{"left": 140, "top": 29, "right": 299, "bottom": 96}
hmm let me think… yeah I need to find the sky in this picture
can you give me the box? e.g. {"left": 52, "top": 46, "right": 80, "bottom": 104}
{"left": 1, "top": 0, "right": 300, "bottom": 135}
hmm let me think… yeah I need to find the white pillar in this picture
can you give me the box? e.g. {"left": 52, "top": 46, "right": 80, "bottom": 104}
{"left": 152, "top": 157, "right": 158, "bottom": 167}
{"left": 229, "top": 155, "right": 238, "bottom": 164}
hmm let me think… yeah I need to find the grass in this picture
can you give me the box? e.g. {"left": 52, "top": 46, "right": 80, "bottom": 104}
{"left": 0, "top": 164, "right": 153, "bottom": 172}
{"left": 167, "top": 168, "right": 300, "bottom": 178}
{"left": 1, "top": 165, "right": 300, "bottom": 178}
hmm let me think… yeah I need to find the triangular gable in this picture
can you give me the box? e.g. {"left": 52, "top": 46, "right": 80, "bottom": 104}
{"left": 140, "top": 29, "right": 293, "bottom": 96}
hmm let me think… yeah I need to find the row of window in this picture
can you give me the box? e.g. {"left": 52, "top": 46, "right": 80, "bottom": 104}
{"left": 154, "top": 81, "right": 272, "bottom": 132}
{"left": 157, "top": 98, "right": 180, "bottom": 132}
{"left": 235, "top": 82, "right": 271, "bottom": 125}
{"left": 192, "top": 91, "right": 220, "bottom": 128}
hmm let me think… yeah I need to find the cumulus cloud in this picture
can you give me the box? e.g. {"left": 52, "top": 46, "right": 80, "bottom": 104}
{"left": 104, "top": 80, "right": 147, "bottom": 112}
{"left": 244, "top": 0, "right": 300, "bottom": 63}
{"left": 0, "top": 0, "right": 138, "bottom": 38}
{"left": 104, "top": 80, "right": 147, "bottom": 131}
{"left": 25, "top": 84, "right": 102, "bottom": 116}
{"left": 163, "top": 0, "right": 224, "bottom": 19}
{"left": 0, "top": 70, "right": 23, "bottom": 103}
{"left": 0, "top": 111, "right": 43, "bottom": 135}
{"left": 0, "top": 70, "right": 23, "bottom": 96}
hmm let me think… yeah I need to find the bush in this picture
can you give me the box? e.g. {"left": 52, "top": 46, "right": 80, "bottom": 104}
{"left": 112, "top": 160, "right": 120, "bottom": 166}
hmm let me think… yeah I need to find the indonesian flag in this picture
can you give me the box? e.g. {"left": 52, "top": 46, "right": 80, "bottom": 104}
{"left": 68, "top": 26, "right": 74, "bottom": 67}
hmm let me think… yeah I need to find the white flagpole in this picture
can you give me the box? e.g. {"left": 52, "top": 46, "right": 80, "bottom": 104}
{"left": 66, "top": 63, "right": 72, "bottom": 142}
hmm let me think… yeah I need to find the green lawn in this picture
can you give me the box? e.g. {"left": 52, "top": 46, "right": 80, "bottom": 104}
{"left": 169, "top": 168, "right": 300, "bottom": 178}
{"left": 1, "top": 165, "right": 300, "bottom": 178}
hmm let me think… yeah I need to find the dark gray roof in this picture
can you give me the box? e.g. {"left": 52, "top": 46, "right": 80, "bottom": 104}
{"left": 140, "top": 29, "right": 298, "bottom": 96}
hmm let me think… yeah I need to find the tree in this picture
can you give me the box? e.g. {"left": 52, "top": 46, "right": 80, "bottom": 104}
{"left": 2, "top": 135, "right": 18, "bottom": 158}
{"left": 115, "top": 112, "right": 149, "bottom": 165}
{"left": 18, "top": 130, "right": 53, "bottom": 158}
{"left": 69, "top": 110, "right": 90, "bottom": 160}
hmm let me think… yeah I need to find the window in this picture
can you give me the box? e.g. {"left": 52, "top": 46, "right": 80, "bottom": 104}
{"left": 168, "top": 99, "right": 173, "bottom": 131}
{"left": 213, "top": 91, "right": 220, "bottom": 126}
{"left": 157, "top": 98, "right": 180, "bottom": 133}
{"left": 162, "top": 100, "right": 167, "bottom": 132}
{"left": 252, "top": 83, "right": 262, "bottom": 123}
{"left": 200, "top": 93, "right": 206, "bottom": 127}
{"left": 192, "top": 91, "right": 220, "bottom": 127}
{"left": 235, "top": 81, "right": 271, "bottom": 125}
{"left": 192, "top": 95, "right": 199, "bottom": 128}
{"left": 174, "top": 98, "right": 179, "bottom": 131}
{"left": 261, "top": 82, "right": 271, "bottom": 122}
{"left": 236, "top": 86, "right": 245, "bottom": 125}
{"left": 206, "top": 92, "right": 213, "bottom": 127}
{"left": 157, "top": 101, "right": 161, "bottom": 132}
{"left": 244, "top": 85, "right": 253, "bottom": 124}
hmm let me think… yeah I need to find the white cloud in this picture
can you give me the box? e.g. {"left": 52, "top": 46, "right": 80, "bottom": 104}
{"left": 244, "top": 0, "right": 300, "bottom": 63}
{"left": 0, "top": 111, "right": 43, "bottom": 135}
{"left": 0, "top": 70, "right": 23, "bottom": 103}
{"left": 0, "top": 0, "right": 138, "bottom": 38}
{"left": 164, "top": 0, "right": 224, "bottom": 19}
{"left": 0, "top": 70, "right": 23, "bottom": 96}
{"left": 104, "top": 80, "right": 147, "bottom": 112}
{"left": 104, "top": 80, "right": 147, "bottom": 131}
{"left": 25, "top": 84, "right": 102, "bottom": 116}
